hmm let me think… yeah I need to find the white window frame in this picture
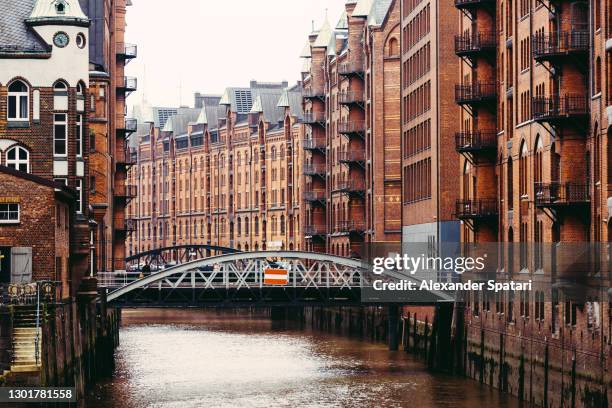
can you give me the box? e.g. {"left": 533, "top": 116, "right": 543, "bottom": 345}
{"left": 54, "top": 113, "right": 67, "bottom": 157}
{"left": 75, "top": 179, "right": 83, "bottom": 214}
{"left": 6, "top": 146, "right": 30, "bottom": 173}
{"left": 76, "top": 114, "right": 83, "bottom": 157}
{"left": 7, "top": 81, "right": 29, "bottom": 121}
{"left": 0, "top": 203, "right": 20, "bottom": 224}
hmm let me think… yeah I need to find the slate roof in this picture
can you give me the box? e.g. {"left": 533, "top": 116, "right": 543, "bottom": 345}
{"left": 151, "top": 107, "right": 179, "bottom": 129}
{"left": 313, "top": 18, "right": 332, "bottom": 48}
{"left": 277, "top": 84, "right": 304, "bottom": 121}
{"left": 369, "top": 0, "right": 394, "bottom": 26}
{"left": 352, "top": 0, "right": 374, "bottom": 17}
{"left": 0, "top": 0, "right": 50, "bottom": 55}
{"left": 162, "top": 108, "right": 200, "bottom": 135}
{"left": 219, "top": 81, "right": 288, "bottom": 115}
{"left": 196, "top": 95, "right": 222, "bottom": 125}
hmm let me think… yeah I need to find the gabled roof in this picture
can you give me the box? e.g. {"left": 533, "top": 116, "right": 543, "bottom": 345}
{"left": 301, "top": 58, "right": 311, "bottom": 73}
{"left": 299, "top": 41, "right": 311, "bottom": 58}
{"left": 277, "top": 85, "right": 304, "bottom": 120}
{"left": 336, "top": 11, "right": 349, "bottom": 30}
{"left": 368, "top": 0, "right": 394, "bottom": 26}
{"left": 162, "top": 108, "right": 200, "bottom": 135}
{"left": 352, "top": 0, "right": 374, "bottom": 17}
{"left": 196, "top": 95, "right": 222, "bottom": 125}
{"left": 312, "top": 18, "right": 332, "bottom": 48}
{"left": 219, "top": 81, "right": 288, "bottom": 115}
{"left": 0, "top": 0, "right": 51, "bottom": 55}
{"left": 151, "top": 107, "right": 178, "bottom": 129}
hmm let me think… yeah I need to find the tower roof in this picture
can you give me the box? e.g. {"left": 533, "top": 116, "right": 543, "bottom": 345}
{"left": 27, "top": 0, "right": 89, "bottom": 26}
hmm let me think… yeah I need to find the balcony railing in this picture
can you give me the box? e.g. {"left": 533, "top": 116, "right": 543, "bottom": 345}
{"left": 338, "top": 91, "right": 365, "bottom": 106}
{"left": 116, "top": 148, "right": 137, "bottom": 167}
{"left": 118, "top": 76, "right": 137, "bottom": 93}
{"left": 338, "top": 120, "right": 366, "bottom": 136}
{"left": 116, "top": 184, "right": 137, "bottom": 200}
{"left": 303, "top": 138, "right": 326, "bottom": 151}
{"left": 455, "top": 130, "right": 497, "bottom": 153}
{"left": 335, "top": 220, "right": 366, "bottom": 234}
{"left": 303, "top": 112, "right": 326, "bottom": 125}
{"left": 304, "top": 224, "right": 327, "bottom": 237}
{"left": 455, "top": 82, "right": 497, "bottom": 105}
{"left": 532, "top": 31, "right": 589, "bottom": 61}
{"left": 454, "top": 0, "right": 495, "bottom": 9}
{"left": 303, "top": 164, "right": 326, "bottom": 177}
{"left": 118, "top": 218, "right": 136, "bottom": 233}
{"left": 118, "top": 43, "right": 138, "bottom": 60}
{"left": 338, "top": 150, "right": 365, "bottom": 165}
{"left": 454, "top": 32, "right": 496, "bottom": 57}
{"left": 455, "top": 199, "right": 498, "bottom": 219}
{"left": 338, "top": 61, "right": 365, "bottom": 76}
{"left": 303, "top": 87, "right": 325, "bottom": 99}
{"left": 532, "top": 95, "right": 589, "bottom": 123}
{"left": 334, "top": 180, "right": 366, "bottom": 195}
{"left": 303, "top": 191, "right": 326, "bottom": 204}
{"left": 534, "top": 182, "right": 590, "bottom": 207}
{"left": 119, "top": 117, "right": 138, "bottom": 134}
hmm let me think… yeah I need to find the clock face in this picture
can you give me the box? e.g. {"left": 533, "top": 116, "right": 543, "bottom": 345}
{"left": 53, "top": 32, "right": 69, "bottom": 48}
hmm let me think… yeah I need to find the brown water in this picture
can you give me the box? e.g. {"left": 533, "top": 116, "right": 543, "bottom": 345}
{"left": 87, "top": 309, "right": 520, "bottom": 408}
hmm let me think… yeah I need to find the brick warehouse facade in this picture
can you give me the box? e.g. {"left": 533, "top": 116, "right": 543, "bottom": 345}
{"left": 126, "top": 82, "right": 306, "bottom": 255}
{"left": 80, "top": 0, "right": 136, "bottom": 273}
{"left": 0, "top": 0, "right": 92, "bottom": 295}
{"left": 400, "top": 0, "right": 462, "bottom": 245}
{"left": 454, "top": 0, "right": 612, "bottom": 405}
{"left": 300, "top": 0, "right": 402, "bottom": 257}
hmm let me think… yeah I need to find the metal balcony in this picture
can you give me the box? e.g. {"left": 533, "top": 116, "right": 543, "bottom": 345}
{"left": 455, "top": 130, "right": 497, "bottom": 153}
{"left": 115, "top": 184, "right": 137, "bottom": 202}
{"left": 118, "top": 117, "right": 138, "bottom": 134}
{"left": 303, "top": 191, "right": 326, "bottom": 205}
{"left": 118, "top": 76, "right": 137, "bottom": 94}
{"left": 454, "top": 0, "right": 495, "bottom": 10}
{"left": 532, "top": 31, "right": 589, "bottom": 63}
{"left": 116, "top": 148, "right": 137, "bottom": 168}
{"left": 455, "top": 199, "right": 498, "bottom": 220}
{"left": 117, "top": 43, "right": 138, "bottom": 61}
{"left": 303, "top": 164, "right": 326, "bottom": 177}
{"left": 338, "top": 150, "right": 365, "bottom": 166}
{"left": 117, "top": 218, "right": 136, "bottom": 234}
{"left": 335, "top": 220, "right": 366, "bottom": 234}
{"left": 338, "top": 61, "right": 365, "bottom": 77}
{"left": 534, "top": 182, "right": 590, "bottom": 208}
{"left": 338, "top": 120, "right": 366, "bottom": 138}
{"left": 532, "top": 95, "right": 589, "bottom": 125}
{"left": 455, "top": 82, "right": 497, "bottom": 106}
{"left": 303, "top": 138, "right": 327, "bottom": 151}
{"left": 303, "top": 112, "right": 326, "bottom": 126}
{"left": 338, "top": 91, "right": 365, "bottom": 107}
{"left": 303, "top": 87, "right": 325, "bottom": 100}
{"left": 304, "top": 224, "right": 327, "bottom": 237}
{"left": 333, "top": 180, "right": 366, "bottom": 196}
{"left": 455, "top": 32, "right": 496, "bottom": 58}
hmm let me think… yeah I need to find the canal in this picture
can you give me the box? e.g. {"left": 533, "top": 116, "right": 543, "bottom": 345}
{"left": 87, "top": 309, "right": 520, "bottom": 408}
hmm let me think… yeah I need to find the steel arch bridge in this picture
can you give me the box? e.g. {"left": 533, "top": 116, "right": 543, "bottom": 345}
{"left": 100, "top": 251, "right": 453, "bottom": 307}
{"left": 125, "top": 244, "right": 239, "bottom": 270}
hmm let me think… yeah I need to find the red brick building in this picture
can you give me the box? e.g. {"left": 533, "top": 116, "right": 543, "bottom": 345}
{"left": 454, "top": 0, "right": 612, "bottom": 404}
{"left": 301, "top": 0, "right": 402, "bottom": 257}
{"left": 127, "top": 82, "right": 306, "bottom": 255}
{"left": 0, "top": 0, "right": 92, "bottom": 292}
{"left": 0, "top": 166, "right": 76, "bottom": 297}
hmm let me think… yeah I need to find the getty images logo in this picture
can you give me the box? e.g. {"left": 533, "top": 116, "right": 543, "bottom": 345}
{"left": 372, "top": 253, "right": 487, "bottom": 275}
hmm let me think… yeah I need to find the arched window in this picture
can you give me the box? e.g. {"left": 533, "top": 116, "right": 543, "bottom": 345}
{"left": 507, "top": 157, "right": 514, "bottom": 210}
{"left": 596, "top": 57, "right": 602, "bottom": 94}
{"left": 76, "top": 81, "right": 85, "bottom": 96}
{"left": 519, "top": 140, "right": 529, "bottom": 197}
{"left": 271, "top": 146, "right": 276, "bottom": 161}
{"left": 8, "top": 80, "right": 29, "bottom": 121}
{"left": 6, "top": 146, "right": 29, "bottom": 173}
{"left": 388, "top": 37, "right": 399, "bottom": 57}
{"left": 245, "top": 217, "right": 250, "bottom": 235}
{"left": 54, "top": 81, "right": 68, "bottom": 92}
{"left": 534, "top": 135, "right": 543, "bottom": 184}
{"left": 280, "top": 215, "right": 285, "bottom": 234}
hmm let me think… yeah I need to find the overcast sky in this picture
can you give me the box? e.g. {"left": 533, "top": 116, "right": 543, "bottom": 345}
{"left": 125, "top": 0, "right": 347, "bottom": 110}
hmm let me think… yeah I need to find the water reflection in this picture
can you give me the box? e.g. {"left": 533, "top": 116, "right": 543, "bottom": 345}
{"left": 87, "top": 309, "right": 519, "bottom": 408}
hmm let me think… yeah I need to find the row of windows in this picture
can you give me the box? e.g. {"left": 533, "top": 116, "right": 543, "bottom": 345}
{"left": 6, "top": 79, "right": 85, "bottom": 122}
{"left": 403, "top": 80, "right": 431, "bottom": 123}
{"left": 403, "top": 118, "right": 431, "bottom": 158}
{"left": 402, "top": 4, "right": 430, "bottom": 52}
{"left": 403, "top": 157, "right": 431, "bottom": 204}
{"left": 403, "top": 42, "right": 430, "bottom": 88}
{"left": 402, "top": 0, "right": 426, "bottom": 17}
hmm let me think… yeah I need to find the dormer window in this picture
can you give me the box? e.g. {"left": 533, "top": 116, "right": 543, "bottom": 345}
{"left": 55, "top": 0, "right": 66, "bottom": 14}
